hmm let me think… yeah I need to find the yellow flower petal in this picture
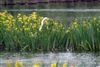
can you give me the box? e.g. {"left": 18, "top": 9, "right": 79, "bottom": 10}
{"left": 33, "top": 64, "right": 40, "bottom": 67}
{"left": 15, "top": 60, "right": 23, "bottom": 67}
{"left": 6, "top": 60, "right": 12, "bottom": 67}
{"left": 62, "top": 63, "right": 67, "bottom": 67}
{"left": 51, "top": 63, "right": 57, "bottom": 67}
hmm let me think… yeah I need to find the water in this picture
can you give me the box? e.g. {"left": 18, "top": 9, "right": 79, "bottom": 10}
{"left": 0, "top": 52, "right": 100, "bottom": 67}
{"left": 0, "top": 2, "right": 100, "bottom": 23}
{"left": 0, "top": 1, "right": 100, "bottom": 67}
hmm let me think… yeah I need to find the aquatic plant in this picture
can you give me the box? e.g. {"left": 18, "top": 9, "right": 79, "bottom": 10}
{"left": 15, "top": 60, "right": 23, "bottom": 67}
{"left": 0, "top": 11, "right": 66, "bottom": 52}
{"left": 33, "top": 64, "right": 40, "bottom": 67}
{"left": 6, "top": 60, "right": 12, "bottom": 67}
{"left": 67, "top": 17, "right": 100, "bottom": 51}
{"left": 62, "top": 63, "right": 67, "bottom": 67}
{"left": 0, "top": 11, "right": 100, "bottom": 52}
{"left": 51, "top": 63, "right": 57, "bottom": 67}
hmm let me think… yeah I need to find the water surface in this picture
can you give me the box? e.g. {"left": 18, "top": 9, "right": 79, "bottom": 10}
{"left": 0, "top": 52, "right": 100, "bottom": 67}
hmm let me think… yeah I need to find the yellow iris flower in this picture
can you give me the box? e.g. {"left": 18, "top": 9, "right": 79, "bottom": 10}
{"left": 6, "top": 60, "right": 12, "bottom": 67}
{"left": 15, "top": 60, "right": 23, "bottom": 67}
{"left": 33, "top": 63, "right": 40, "bottom": 67}
{"left": 62, "top": 63, "right": 67, "bottom": 67}
{"left": 51, "top": 63, "right": 57, "bottom": 67}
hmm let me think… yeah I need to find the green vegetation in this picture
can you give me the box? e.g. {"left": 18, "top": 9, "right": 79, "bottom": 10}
{"left": 0, "top": 11, "right": 100, "bottom": 52}
{"left": 66, "top": 18, "right": 100, "bottom": 51}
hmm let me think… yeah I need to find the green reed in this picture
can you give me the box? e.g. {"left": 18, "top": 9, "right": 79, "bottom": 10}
{"left": 0, "top": 11, "right": 100, "bottom": 52}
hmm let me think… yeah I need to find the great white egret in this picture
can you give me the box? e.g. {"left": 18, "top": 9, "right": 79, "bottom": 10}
{"left": 39, "top": 17, "right": 49, "bottom": 31}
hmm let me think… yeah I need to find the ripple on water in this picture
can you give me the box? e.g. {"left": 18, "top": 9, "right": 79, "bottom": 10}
{"left": 0, "top": 52, "right": 100, "bottom": 67}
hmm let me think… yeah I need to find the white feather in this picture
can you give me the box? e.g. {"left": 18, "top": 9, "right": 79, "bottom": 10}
{"left": 39, "top": 17, "right": 49, "bottom": 31}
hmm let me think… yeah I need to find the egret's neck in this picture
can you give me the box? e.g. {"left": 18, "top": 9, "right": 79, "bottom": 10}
{"left": 39, "top": 17, "right": 49, "bottom": 31}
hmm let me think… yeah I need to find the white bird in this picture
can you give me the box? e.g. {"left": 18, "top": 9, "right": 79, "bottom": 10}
{"left": 39, "top": 17, "right": 49, "bottom": 31}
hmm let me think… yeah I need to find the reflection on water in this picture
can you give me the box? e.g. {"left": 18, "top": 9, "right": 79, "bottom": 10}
{"left": 0, "top": 52, "right": 100, "bottom": 67}
{"left": 0, "top": 2, "right": 100, "bottom": 23}
{"left": 1, "top": 2, "right": 100, "bottom": 9}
